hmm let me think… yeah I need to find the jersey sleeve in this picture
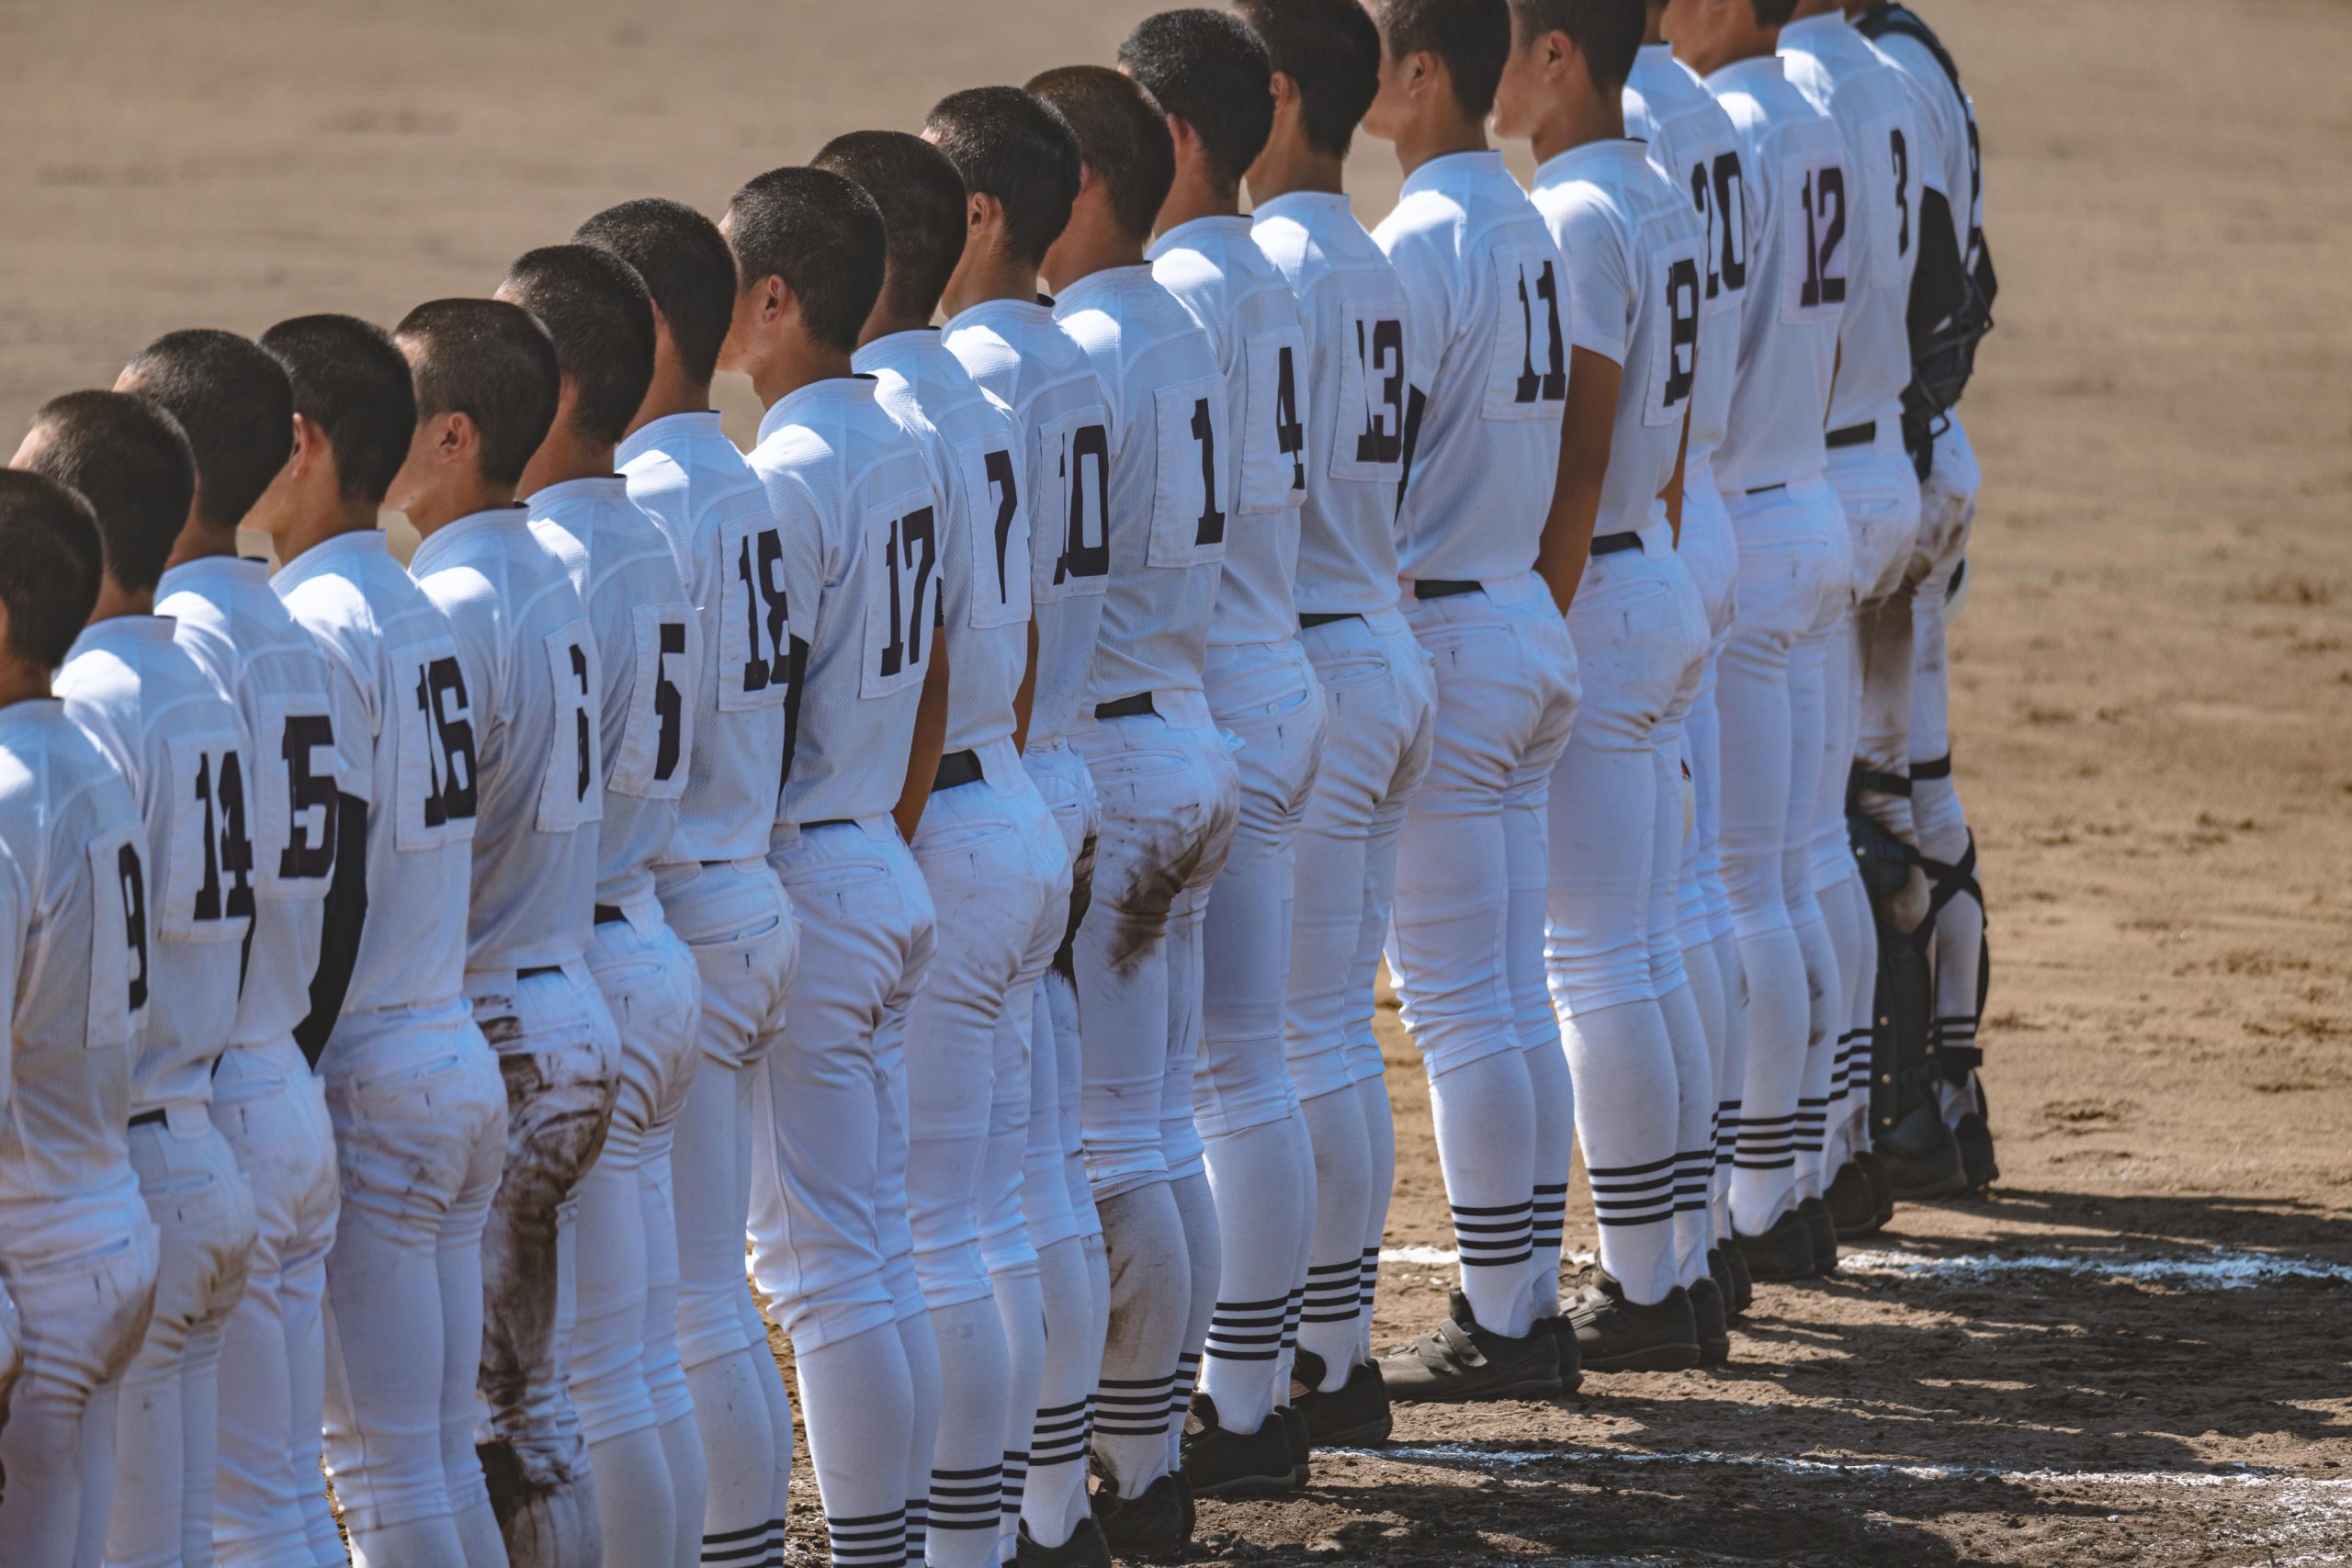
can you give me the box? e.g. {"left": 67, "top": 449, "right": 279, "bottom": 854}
{"left": 1374, "top": 213, "right": 1457, "bottom": 426}
{"left": 1557, "top": 192, "right": 1638, "bottom": 367}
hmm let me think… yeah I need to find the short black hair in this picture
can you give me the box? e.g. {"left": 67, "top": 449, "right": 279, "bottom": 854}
{"left": 724, "top": 166, "right": 888, "bottom": 357}
{"left": 18, "top": 390, "right": 195, "bottom": 596}
{"left": 1023, "top": 66, "right": 1177, "bottom": 241}
{"left": 573, "top": 197, "right": 739, "bottom": 388}
{"left": 118, "top": 329, "right": 293, "bottom": 533}
{"left": 1117, "top": 10, "right": 1274, "bottom": 194}
{"left": 923, "top": 87, "right": 1084, "bottom": 269}
{"left": 258, "top": 314, "right": 417, "bottom": 505}
{"left": 0, "top": 471, "right": 103, "bottom": 672}
{"left": 500, "top": 244, "right": 656, "bottom": 449}
{"left": 811, "top": 131, "right": 970, "bottom": 326}
{"left": 392, "top": 299, "right": 561, "bottom": 490}
{"left": 1751, "top": 0, "right": 1799, "bottom": 24}
{"left": 1509, "top": 0, "right": 1645, "bottom": 90}
{"left": 1232, "top": 0, "right": 1384, "bottom": 159}
{"left": 1374, "top": 0, "right": 1512, "bottom": 118}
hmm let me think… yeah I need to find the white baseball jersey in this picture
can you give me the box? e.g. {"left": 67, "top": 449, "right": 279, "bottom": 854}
{"left": 410, "top": 511, "right": 602, "bottom": 972}
{"left": 618, "top": 412, "right": 791, "bottom": 865}
{"left": 1870, "top": 21, "right": 1984, "bottom": 276}
{"left": 1531, "top": 140, "right": 1708, "bottom": 538}
{"left": 528, "top": 478, "right": 698, "bottom": 910}
{"left": 157, "top": 557, "right": 347, "bottom": 1052}
{"left": 749, "top": 378, "right": 950, "bottom": 827}
{"left": 57, "top": 618, "right": 250, "bottom": 1115}
{"left": 1374, "top": 151, "right": 1573, "bottom": 584}
{"left": 1702, "top": 56, "right": 1850, "bottom": 493}
{"left": 1781, "top": 12, "right": 1925, "bottom": 432}
{"left": 1148, "top": 217, "right": 1309, "bottom": 648}
{"left": 1250, "top": 192, "right": 1409, "bottom": 619}
{"left": 1626, "top": 44, "right": 1753, "bottom": 478}
{"left": 277, "top": 532, "right": 477, "bottom": 1015}
{"left": 0, "top": 699, "right": 147, "bottom": 1247}
{"left": 942, "top": 299, "right": 1113, "bottom": 749}
{"left": 1051, "top": 265, "right": 1231, "bottom": 704}
{"left": 854, "top": 330, "right": 1033, "bottom": 758}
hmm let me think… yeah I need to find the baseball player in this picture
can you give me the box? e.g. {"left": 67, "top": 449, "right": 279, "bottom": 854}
{"left": 1662, "top": 0, "right": 1853, "bottom": 1281}
{"left": 1119, "top": 7, "right": 1327, "bottom": 1497}
{"left": 129, "top": 331, "right": 353, "bottom": 1568}
{"left": 1627, "top": 0, "right": 1761, "bottom": 1324}
{"left": 394, "top": 298, "right": 621, "bottom": 1568}
{"left": 722, "top": 164, "right": 953, "bottom": 1568}
{"left": 576, "top": 197, "right": 801, "bottom": 1568}
{"left": 1495, "top": 0, "right": 1719, "bottom": 1371}
{"left": 0, "top": 468, "right": 160, "bottom": 1568}
{"left": 499, "top": 245, "right": 707, "bottom": 1568}
{"left": 1357, "top": 0, "right": 1579, "bottom": 1403}
{"left": 19, "top": 396, "right": 221, "bottom": 1568}
{"left": 1779, "top": 0, "right": 1926, "bottom": 1240}
{"left": 926, "top": 83, "right": 1120, "bottom": 1568}
{"left": 258, "top": 313, "right": 507, "bottom": 1568}
{"left": 1234, "top": 0, "right": 1435, "bottom": 1447}
{"left": 1022, "top": 63, "right": 1242, "bottom": 1552}
{"left": 812, "top": 128, "right": 1067, "bottom": 1568}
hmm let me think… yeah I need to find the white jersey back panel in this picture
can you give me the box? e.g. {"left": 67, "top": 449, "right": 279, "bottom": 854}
{"left": 158, "top": 557, "right": 346, "bottom": 1051}
{"left": 618, "top": 412, "right": 790, "bottom": 865}
{"left": 1626, "top": 44, "right": 1753, "bottom": 473}
{"left": 751, "top": 377, "right": 949, "bottom": 827}
{"left": 1871, "top": 28, "right": 1984, "bottom": 273}
{"left": 944, "top": 299, "right": 1114, "bottom": 750}
{"left": 1702, "top": 56, "right": 1850, "bottom": 492}
{"left": 1781, "top": 13, "right": 1925, "bottom": 431}
{"left": 0, "top": 699, "right": 147, "bottom": 1237}
{"left": 277, "top": 532, "right": 476, "bottom": 1014}
{"left": 1373, "top": 150, "right": 1570, "bottom": 584}
{"left": 1148, "top": 216, "right": 1308, "bottom": 647}
{"left": 855, "top": 330, "right": 1032, "bottom": 757}
{"left": 58, "top": 618, "right": 250, "bottom": 1113}
{"left": 529, "top": 477, "right": 698, "bottom": 908}
{"left": 1532, "top": 140, "right": 1708, "bottom": 538}
{"left": 1052, "top": 265, "right": 1231, "bottom": 703}
{"left": 1250, "top": 192, "right": 1409, "bottom": 619}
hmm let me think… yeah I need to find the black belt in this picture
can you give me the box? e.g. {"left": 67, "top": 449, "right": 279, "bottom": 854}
{"left": 1095, "top": 693, "right": 1156, "bottom": 720}
{"left": 1412, "top": 579, "right": 1483, "bottom": 601}
{"left": 1826, "top": 421, "right": 1877, "bottom": 450}
{"left": 519, "top": 964, "right": 563, "bottom": 980}
{"left": 130, "top": 1108, "right": 167, "bottom": 1129}
{"left": 1744, "top": 481, "right": 1787, "bottom": 497}
{"left": 933, "top": 750, "right": 984, "bottom": 792}
{"left": 804, "top": 818, "right": 856, "bottom": 831}
{"left": 594, "top": 904, "right": 626, "bottom": 925}
{"left": 1911, "top": 753, "right": 1953, "bottom": 782}
{"left": 1299, "top": 611, "right": 1360, "bottom": 629}
{"left": 1591, "top": 531, "right": 1641, "bottom": 557}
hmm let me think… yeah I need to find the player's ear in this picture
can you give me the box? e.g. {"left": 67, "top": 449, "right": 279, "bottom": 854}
{"left": 967, "top": 190, "right": 993, "bottom": 238}
{"left": 1269, "top": 69, "right": 1300, "bottom": 120}
{"left": 436, "top": 410, "right": 477, "bottom": 468}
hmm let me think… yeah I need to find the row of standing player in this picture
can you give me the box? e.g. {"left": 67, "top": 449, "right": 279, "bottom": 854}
{"left": 0, "top": 2, "right": 1996, "bottom": 1567}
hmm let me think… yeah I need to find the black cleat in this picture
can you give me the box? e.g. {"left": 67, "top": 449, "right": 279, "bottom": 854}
{"left": 1566, "top": 1270, "right": 1702, "bottom": 1373}
{"left": 1706, "top": 1246, "right": 1736, "bottom": 1318}
{"left": 1294, "top": 1354, "right": 1393, "bottom": 1447}
{"left": 1723, "top": 1242, "right": 1755, "bottom": 1316}
{"left": 1880, "top": 1100, "right": 1969, "bottom": 1200}
{"left": 1799, "top": 1196, "right": 1839, "bottom": 1275}
{"left": 1180, "top": 1393, "right": 1297, "bottom": 1500}
{"left": 1538, "top": 1314, "right": 1586, "bottom": 1394}
{"left": 1274, "top": 1403, "right": 1310, "bottom": 1487}
{"left": 1826, "top": 1160, "right": 1881, "bottom": 1236}
{"left": 1736, "top": 1207, "right": 1818, "bottom": 1282}
{"left": 1689, "top": 1277, "right": 1732, "bottom": 1367}
{"left": 1015, "top": 1517, "right": 1114, "bottom": 1567}
{"left": 1956, "top": 1111, "right": 1999, "bottom": 1191}
{"left": 1856, "top": 1148, "right": 1896, "bottom": 1228}
{"left": 1377, "top": 1289, "right": 1561, "bottom": 1404}
{"left": 1089, "top": 1468, "right": 1189, "bottom": 1558}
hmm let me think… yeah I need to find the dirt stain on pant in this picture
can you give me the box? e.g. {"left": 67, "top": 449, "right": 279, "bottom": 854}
{"left": 1099, "top": 816, "right": 1212, "bottom": 979}
{"left": 1051, "top": 831, "right": 1098, "bottom": 986}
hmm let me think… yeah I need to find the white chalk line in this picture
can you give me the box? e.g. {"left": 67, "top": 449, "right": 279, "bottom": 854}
{"left": 1354, "top": 1444, "right": 2352, "bottom": 1494}
{"left": 1379, "top": 1246, "right": 1594, "bottom": 1267}
{"left": 1379, "top": 1244, "right": 2352, "bottom": 1288}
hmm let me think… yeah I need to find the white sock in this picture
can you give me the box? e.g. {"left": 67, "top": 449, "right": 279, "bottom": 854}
{"left": 1277, "top": 1108, "right": 1317, "bottom": 1401}
{"left": 1731, "top": 924, "right": 1808, "bottom": 1235}
{"left": 1563, "top": 998, "right": 1681, "bottom": 1306}
{"left": 1295, "top": 1087, "right": 1369, "bottom": 1393}
{"left": 1199, "top": 1117, "right": 1310, "bottom": 1435}
{"left": 923, "top": 1295, "right": 1007, "bottom": 1567}
{"left": 684, "top": 1348, "right": 778, "bottom": 1565}
{"left": 1792, "top": 911, "right": 1842, "bottom": 1199}
{"left": 1018, "top": 1236, "right": 1098, "bottom": 1550}
{"left": 1355, "top": 1073, "right": 1396, "bottom": 1366}
{"left": 1522, "top": 1036, "right": 1575, "bottom": 1321}
{"left": 1708, "top": 927, "right": 1749, "bottom": 1246}
{"left": 796, "top": 1322, "right": 913, "bottom": 1568}
{"left": 897, "top": 1311, "right": 941, "bottom": 1565}
{"left": 655, "top": 1412, "right": 707, "bottom": 1568}
{"left": 1165, "top": 1169, "right": 1219, "bottom": 1469}
{"left": 1657, "top": 976, "right": 1718, "bottom": 1289}
{"left": 588, "top": 1427, "right": 676, "bottom": 1568}
{"left": 1427, "top": 1049, "right": 1537, "bottom": 1337}
{"left": 741, "top": 1287, "right": 795, "bottom": 1568}
{"left": 989, "top": 1261, "right": 1046, "bottom": 1560}
{"left": 1090, "top": 1184, "right": 1188, "bottom": 1495}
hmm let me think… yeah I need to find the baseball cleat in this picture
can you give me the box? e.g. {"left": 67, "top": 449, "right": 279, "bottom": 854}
{"left": 1376, "top": 1289, "right": 1563, "bottom": 1404}
{"left": 1293, "top": 1353, "right": 1394, "bottom": 1447}
{"left": 1856, "top": 1148, "right": 1897, "bottom": 1228}
{"left": 1826, "top": 1159, "right": 1882, "bottom": 1235}
{"left": 1274, "top": 1404, "right": 1311, "bottom": 1487}
{"left": 1180, "top": 1393, "right": 1299, "bottom": 1500}
{"left": 1724, "top": 1241, "right": 1756, "bottom": 1315}
{"left": 1014, "top": 1517, "right": 1115, "bottom": 1567}
{"left": 1566, "top": 1270, "right": 1702, "bottom": 1373}
{"left": 1736, "top": 1208, "right": 1819, "bottom": 1282}
{"left": 1089, "top": 1468, "right": 1190, "bottom": 1559}
{"left": 1689, "top": 1277, "right": 1733, "bottom": 1367}
{"left": 1706, "top": 1246, "right": 1741, "bottom": 1321}
{"left": 1538, "top": 1314, "right": 1587, "bottom": 1395}
{"left": 1957, "top": 1091, "right": 2000, "bottom": 1190}
{"left": 1879, "top": 1100, "right": 1970, "bottom": 1200}
{"left": 1799, "top": 1195, "right": 1840, "bottom": 1275}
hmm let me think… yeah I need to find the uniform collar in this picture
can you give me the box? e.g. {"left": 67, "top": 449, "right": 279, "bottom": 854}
{"left": 66, "top": 614, "right": 177, "bottom": 662}
{"left": 1250, "top": 190, "right": 1356, "bottom": 226}
{"left": 853, "top": 329, "right": 944, "bottom": 376}
{"left": 1708, "top": 53, "right": 1789, "bottom": 91}
{"left": 156, "top": 554, "right": 270, "bottom": 600}
{"left": 944, "top": 296, "right": 1055, "bottom": 335}
{"left": 755, "top": 376, "right": 875, "bottom": 446}
{"left": 1050, "top": 264, "right": 1156, "bottom": 310}
{"left": 525, "top": 475, "right": 629, "bottom": 511}
{"left": 408, "top": 506, "right": 526, "bottom": 572}
{"left": 1147, "top": 214, "right": 1254, "bottom": 262}
{"left": 274, "top": 527, "right": 390, "bottom": 591}
{"left": 616, "top": 410, "right": 728, "bottom": 469}
{"left": 1532, "top": 137, "right": 1651, "bottom": 190}
{"left": 1779, "top": 11, "right": 1849, "bottom": 47}
{"left": 1398, "top": 148, "right": 1506, "bottom": 201}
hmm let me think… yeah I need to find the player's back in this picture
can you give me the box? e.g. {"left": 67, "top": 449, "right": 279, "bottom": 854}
{"left": 1052, "top": 265, "right": 1230, "bottom": 705}
{"left": 856, "top": 330, "right": 1032, "bottom": 761}
{"left": 0, "top": 698, "right": 148, "bottom": 1242}
{"left": 57, "top": 617, "right": 251, "bottom": 1115}
{"left": 1373, "top": 151, "right": 1571, "bottom": 586}
{"left": 410, "top": 513, "right": 602, "bottom": 974}
{"left": 158, "top": 557, "right": 345, "bottom": 1053}
{"left": 1148, "top": 217, "right": 1310, "bottom": 648}
{"left": 276, "top": 531, "right": 476, "bottom": 1017}
{"left": 618, "top": 413, "right": 790, "bottom": 871}
{"left": 530, "top": 479, "right": 698, "bottom": 911}
{"left": 1626, "top": 44, "right": 1752, "bottom": 475}
{"left": 1703, "top": 56, "right": 1850, "bottom": 493}
{"left": 751, "top": 377, "right": 950, "bottom": 828}
{"left": 943, "top": 299, "right": 1112, "bottom": 750}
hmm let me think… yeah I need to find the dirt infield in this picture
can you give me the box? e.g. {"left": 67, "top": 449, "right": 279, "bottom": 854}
{"left": 6, "top": 0, "right": 2348, "bottom": 1561}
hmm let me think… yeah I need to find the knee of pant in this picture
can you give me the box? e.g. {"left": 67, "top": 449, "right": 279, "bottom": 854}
{"left": 1282, "top": 1037, "right": 1355, "bottom": 1107}
{"left": 912, "top": 1240, "right": 993, "bottom": 1310}
{"left": 571, "top": 1326, "right": 659, "bottom": 1447}
{"left": 673, "top": 1279, "right": 758, "bottom": 1373}
{"left": 1544, "top": 936, "right": 1655, "bottom": 1016}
